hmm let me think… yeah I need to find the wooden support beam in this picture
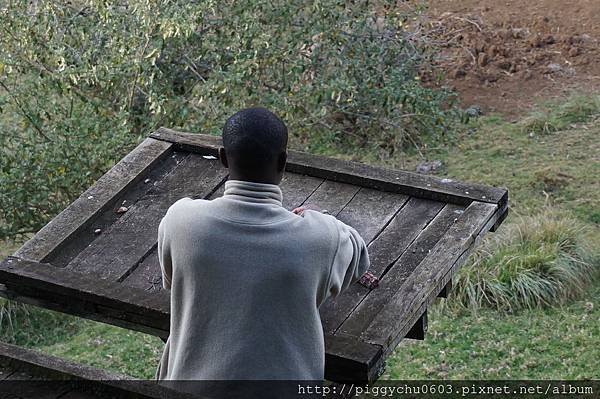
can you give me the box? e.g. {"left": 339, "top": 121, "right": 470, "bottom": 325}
{"left": 0, "top": 341, "right": 196, "bottom": 399}
{"left": 150, "top": 128, "right": 508, "bottom": 209}
{"left": 0, "top": 257, "right": 170, "bottom": 334}
{"left": 324, "top": 334, "right": 384, "bottom": 384}
{"left": 405, "top": 310, "right": 428, "bottom": 340}
{"left": 438, "top": 279, "right": 453, "bottom": 298}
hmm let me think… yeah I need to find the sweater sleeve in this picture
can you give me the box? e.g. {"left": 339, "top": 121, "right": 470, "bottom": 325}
{"left": 323, "top": 218, "right": 370, "bottom": 301}
{"left": 157, "top": 214, "right": 173, "bottom": 291}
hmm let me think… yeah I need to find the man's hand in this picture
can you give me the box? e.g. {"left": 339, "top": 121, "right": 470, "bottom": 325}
{"left": 292, "top": 203, "right": 325, "bottom": 216}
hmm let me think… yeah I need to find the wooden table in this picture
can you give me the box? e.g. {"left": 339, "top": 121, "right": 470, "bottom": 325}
{"left": 0, "top": 341, "right": 195, "bottom": 398}
{"left": 0, "top": 128, "right": 508, "bottom": 383}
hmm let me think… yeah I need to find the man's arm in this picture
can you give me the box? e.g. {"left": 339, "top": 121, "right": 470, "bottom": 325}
{"left": 157, "top": 216, "right": 172, "bottom": 291}
{"left": 294, "top": 205, "right": 370, "bottom": 303}
{"left": 324, "top": 219, "right": 370, "bottom": 300}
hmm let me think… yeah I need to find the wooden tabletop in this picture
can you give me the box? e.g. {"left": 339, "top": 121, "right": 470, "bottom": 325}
{"left": 0, "top": 128, "right": 508, "bottom": 383}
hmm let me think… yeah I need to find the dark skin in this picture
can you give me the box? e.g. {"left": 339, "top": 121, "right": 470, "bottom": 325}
{"left": 218, "top": 147, "right": 287, "bottom": 185}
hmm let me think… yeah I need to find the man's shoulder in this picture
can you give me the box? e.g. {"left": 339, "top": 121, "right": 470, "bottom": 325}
{"left": 164, "top": 197, "right": 210, "bottom": 219}
{"left": 294, "top": 209, "right": 341, "bottom": 240}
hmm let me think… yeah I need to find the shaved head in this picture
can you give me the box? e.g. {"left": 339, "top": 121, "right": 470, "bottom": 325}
{"left": 220, "top": 107, "right": 288, "bottom": 184}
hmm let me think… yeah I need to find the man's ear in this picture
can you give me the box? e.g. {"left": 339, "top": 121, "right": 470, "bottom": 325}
{"left": 277, "top": 151, "right": 287, "bottom": 172}
{"left": 219, "top": 147, "right": 228, "bottom": 169}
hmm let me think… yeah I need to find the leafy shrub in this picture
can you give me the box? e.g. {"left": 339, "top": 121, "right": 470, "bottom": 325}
{"left": 0, "top": 0, "right": 459, "bottom": 238}
{"left": 447, "top": 207, "right": 599, "bottom": 312}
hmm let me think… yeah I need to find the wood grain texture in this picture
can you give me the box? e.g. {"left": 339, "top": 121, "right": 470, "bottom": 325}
{"left": 362, "top": 201, "right": 498, "bottom": 348}
{"left": 320, "top": 196, "right": 443, "bottom": 335}
{"left": 66, "top": 153, "right": 228, "bottom": 281}
{"left": 337, "top": 203, "right": 464, "bottom": 337}
{"left": 14, "top": 138, "right": 173, "bottom": 263}
{"left": 46, "top": 151, "right": 189, "bottom": 268}
{"left": 279, "top": 172, "right": 324, "bottom": 210}
{"left": 0, "top": 341, "right": 197, "bottom": 399}
{"left": 335, "top": 188, "right": 409, "bottom": 244}
{"left": 319, "top": 188, "right": 409, "bottom": 334}
{"left": 150, "top": 129, "right": 508, "bottom": 209}
{"left": 324, "top": 334, "right": 384, "bottom": 383}
{"left": 300, "top": 180, "right": 360, "bottom": 216}
{"left": 0, "top": 257, "right": 170, "bottom": 333}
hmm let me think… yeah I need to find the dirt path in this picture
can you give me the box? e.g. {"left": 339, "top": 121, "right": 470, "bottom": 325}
{"left": 421, "top": 0, "right": 600, "bottom": 118}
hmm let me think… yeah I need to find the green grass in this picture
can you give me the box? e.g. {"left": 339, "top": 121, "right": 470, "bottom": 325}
{"left": 0, "top": 296, "right": 163, "bottom": 379}
{"left": 449, "top": 207, "right": 599, "bottom": 312}
{"left": 39, "top": 320, "right": 163, "bottom": 378}
{"left": 384, "top": 285, "right": 600, "bottom": 379}
{"left": 520, "top": 94, "right": 600, "bottom": 135}
{"left": 382, "top": 94, "right": 600, "bottom": 380}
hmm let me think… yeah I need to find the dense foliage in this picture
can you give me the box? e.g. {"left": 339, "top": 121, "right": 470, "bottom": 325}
{"left": 449, "top": 208, "right": 599, "bottom": 312}
{"left": 0, "top": 0, "right": 458, "bottom": 238}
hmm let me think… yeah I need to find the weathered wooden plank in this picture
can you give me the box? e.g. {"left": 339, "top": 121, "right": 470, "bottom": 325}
{"left": 335, "top": 188, "right": 409, "bottom": 245}
{"left": 66, "top": 153, "right": 228, "bottom": 281}
{"left": 362, "top": 201, "right": 498, "bottom": 348}
{"left": 46, "top": 151, "right": 188, "bottom": 268}
{"left": 0, "top": 341, "right": 197, "bottom": 399}
{"left": 0, "top": 257, "right": 170, "bottom": 333}
{"left": 14, "top": 138, "right": 173, "bottom": 263}
{"left": 122, "top": 251, "right": 163, "bottom": 293}
{"left": 371, "top": 209, "right": 500, "bottom": 358}
{"left": 324, "top": 334, "right": 384, "bottom": 384}
{"left": 150, "top": 128, "right": 508, "bottom": 209}
{"left": 1, "top": 369, "right": 34, "bottom": 380}
{"left": 300, "top": 180, "right": 361, "bottom": 216}
{"left": 337, "top": 203, "right": 464, "bottom": 337}
{"left": 320, "top": 196, "right": 442, "bottom": 334}
{"left": 438, "top": 279, "right": 452, "bottom": 298}
{"left": 0, "top": 365, "right": 14, "bottom": 380}
{"left": 279, "top": 173, "right": 324, "bottom": 210}
{"left": 361, "top": 197, "right": 445, "bottom": 278}
{"left": 404, "top": 310, "right": 427, "bottom": 340}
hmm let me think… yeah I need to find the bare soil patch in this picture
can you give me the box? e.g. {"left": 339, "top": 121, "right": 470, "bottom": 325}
{"left": 420, "top": 0, "right": 600, "bottom": 118}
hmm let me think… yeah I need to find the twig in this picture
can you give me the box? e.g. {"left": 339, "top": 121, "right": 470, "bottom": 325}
{"left": 453, "top": 16, "right": 483, "bottom": 32}
{"left": 128, "top": 33, "right": 152, "bottom": 113}
{"left": 183, "top": 54, "right": 207, "bottom": 83}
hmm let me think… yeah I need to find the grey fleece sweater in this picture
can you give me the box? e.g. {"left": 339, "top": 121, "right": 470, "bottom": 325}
{"left": 154, "top": 179, "right": 370, "bottom": 381}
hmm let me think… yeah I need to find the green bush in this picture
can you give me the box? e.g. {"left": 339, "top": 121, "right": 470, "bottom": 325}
{"left": 448, "top": 207, "right": 599, "bottom": 313}
{"left": 0, "top": 0, "right": 459, "bottom": 239}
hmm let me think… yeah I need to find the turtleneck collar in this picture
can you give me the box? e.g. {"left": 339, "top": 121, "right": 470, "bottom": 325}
{"left": 223, "top": 179, "right": 283, "bottom": 207}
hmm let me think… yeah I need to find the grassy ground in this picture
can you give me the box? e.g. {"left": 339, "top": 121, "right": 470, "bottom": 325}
{"left": 0, "top": 94, "right": 598, "bottom": 380}
{"left": 385, "top": 285, "right": 600, "bottom": 380}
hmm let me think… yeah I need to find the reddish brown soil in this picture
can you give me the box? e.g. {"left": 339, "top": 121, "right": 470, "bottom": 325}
{"left": 419, "top": 0, "right": 600, "bottom": 118}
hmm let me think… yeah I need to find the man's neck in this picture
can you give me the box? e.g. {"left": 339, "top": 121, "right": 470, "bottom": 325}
{"left": 227, "top": 172, "right": 280, "bottom": 185}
